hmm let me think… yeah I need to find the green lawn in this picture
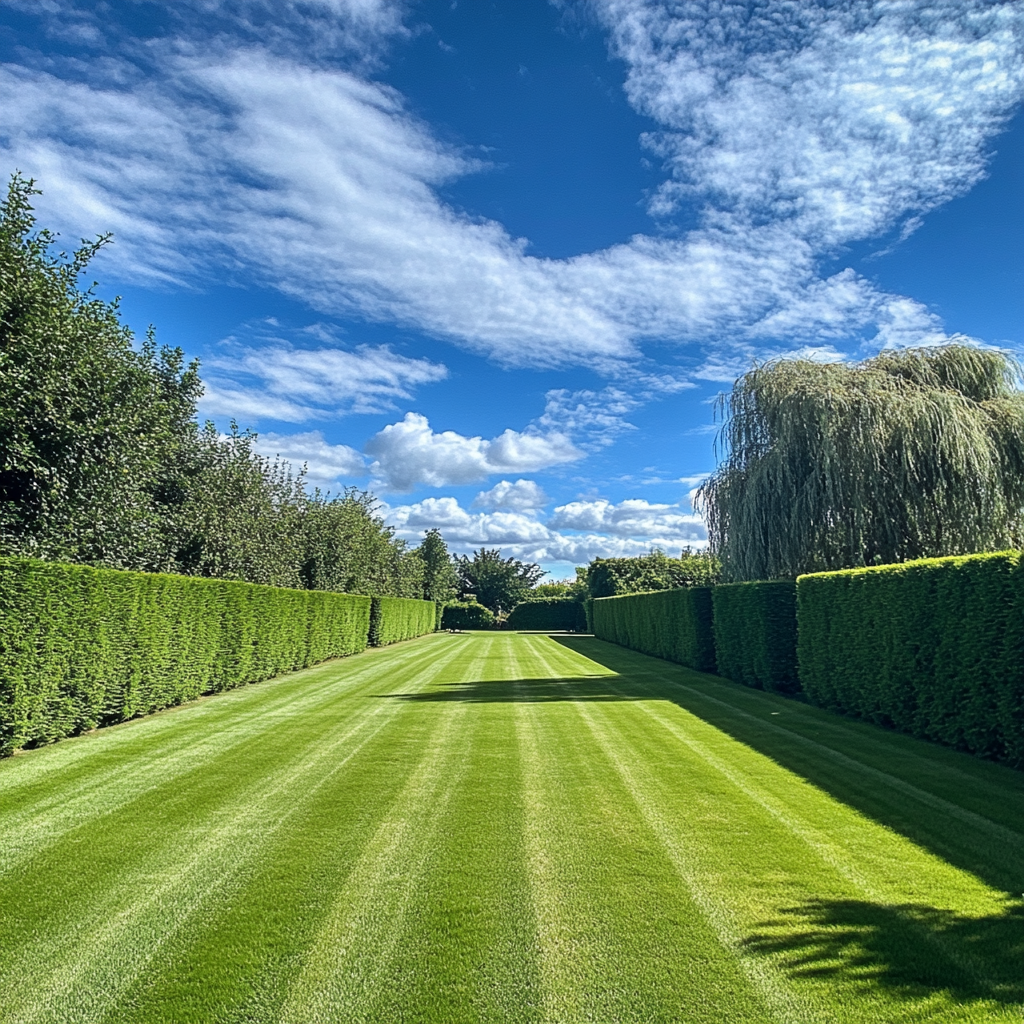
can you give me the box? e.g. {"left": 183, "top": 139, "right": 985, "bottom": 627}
{"left": 2, "top": 631, "right": 1023, "bottom": 1023}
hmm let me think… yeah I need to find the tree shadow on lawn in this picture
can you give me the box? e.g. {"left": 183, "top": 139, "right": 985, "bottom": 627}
{"left": 547, "top": 636, "right": 1024, "bottom": 893}
{"left": 387, "top": 633, "right": 1024, "bottom": 1011}
{"left": 742, "top": 896, "right": 1024, "bottom": 1010}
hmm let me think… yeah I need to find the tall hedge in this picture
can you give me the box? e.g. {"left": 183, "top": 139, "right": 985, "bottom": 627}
{"left": 797, "top": 551, "right": 1024, "bottom": 767}
{"left": 712, "top": 580, "right": 798, "bottom": 693}
{"left": 591, "top": 588, "right": 716, "bottom": 672}
{"left": 0, "top": 557, "right": 371, "bottom": 755}
{"left": 507, "top": 599, "right": 587, "bottom": 632}
{"left": 441, "top": 602, "right": 495, "bottom": 630}
{"left": 369, "top": 596, "right": 437, "bottom": 646}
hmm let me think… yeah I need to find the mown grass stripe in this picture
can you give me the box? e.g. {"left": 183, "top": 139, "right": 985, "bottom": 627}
{"left": 277, "top": 647, "right": 489, "bottom": 1024}
{"left": 0, "top": 639, "right": 468, "bottom": 1024}
{"left": 0, "top": 637, "right": 454, "bottom": 876}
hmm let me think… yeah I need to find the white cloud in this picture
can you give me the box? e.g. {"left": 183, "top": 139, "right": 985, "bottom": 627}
{"left": 472, "top": 479, "right": 549, "bottom": 512}
{"left": 548, "top": 498, "right": 703, "bottom": 540}
{"left": 201, "top": 340, "right": 447, "bottom": 422}
{"left": 1, "top": 3, "right": 1020, "bottom": 368}
{"left": 384, "top": 494, "right": 707, "bottom": 565}
{"left": 365, "top": 412, "right": 583, "bottom": 492}
{"left": 253, "top": 430, "right": 366, "bottom": 490}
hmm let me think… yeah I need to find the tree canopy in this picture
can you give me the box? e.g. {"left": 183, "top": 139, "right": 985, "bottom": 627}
{"left": 455, "top": 548, "right": 545, "bottom": 614}
{"left": 698, "top": 345, "right": 1024, "bottom": 581}
{"left": 0, "top": 173, "right": 429, "bottom": 598}
{"left": 583, "top": 549, "right": 721, "bottom": 598}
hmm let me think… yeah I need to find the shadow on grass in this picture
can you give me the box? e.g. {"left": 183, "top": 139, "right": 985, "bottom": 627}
{"left": 385, "top": 632, "right": 1024, "bottom": 1009}
{"left": 743, "top": 897, "right": 1024, "bottom": 1008}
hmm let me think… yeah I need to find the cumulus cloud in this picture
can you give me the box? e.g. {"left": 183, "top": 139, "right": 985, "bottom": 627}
{"left": 548, "top": 498, "right": 703, "bottom": 540}
{"left": 364, "top": 413, "right": 583, "bottom": 492}
{"left": 253, "top": 430, "right": 366, "bottom": 490}
{"left": 200, "top": 338, "right": 447, "bottom": 422}
{"left": 472, "top": 479, "right": 549, "bottom": 512}
{"left": 384, "top": 494, "right": 707, "bottom": 564}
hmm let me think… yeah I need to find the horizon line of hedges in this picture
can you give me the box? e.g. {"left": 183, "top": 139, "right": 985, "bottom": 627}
{"left": 0, "top": 557, "right": 439, "bottom": 756}
{"left": 506, "top": 598, "right": 587, "bottom": 632}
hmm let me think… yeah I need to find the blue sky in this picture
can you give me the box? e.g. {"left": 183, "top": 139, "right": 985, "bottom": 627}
{"left": 2, "top": 1, "right": 1022, "bottom": 578}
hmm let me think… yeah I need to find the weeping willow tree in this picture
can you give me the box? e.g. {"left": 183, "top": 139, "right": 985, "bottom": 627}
{"left": 697, "top": 345, "right": 1024, "bottom": 581}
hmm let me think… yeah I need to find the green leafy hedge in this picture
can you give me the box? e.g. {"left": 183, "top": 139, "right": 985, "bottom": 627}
{"left": 797, "top": 551, "right": 1024, "bottom": 766}
{"left": 441, "top": 602, "right": 495, "bottom": 630}
{"left": 712, "top": 580, "right": 798, "bottom": 693}
{"left": 369, "top": 596, "right": 437, "bottom": 646}
{"left": 506, "top": 599, "right": 587, "bottom": 632}
{"left": 592, "top": 588, "right": 716, "bottom": 671}
{"left": 0, "top": 557, "right": 371, "bottom": 755}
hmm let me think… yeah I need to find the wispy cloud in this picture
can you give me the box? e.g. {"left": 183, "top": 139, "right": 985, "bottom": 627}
{"left": 1, "top": 2, "right": 1021, "bottom": 370}
{"left": 252, "top": 430, "right": 366, "bottom": 491}
{"left": 200, "top": 330, "right": 448, "bottom": 422}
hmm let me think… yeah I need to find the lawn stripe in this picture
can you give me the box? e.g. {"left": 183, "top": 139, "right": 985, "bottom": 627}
{"left": 511, "top": 634, "right": 775, "bottom": 1024}
{"left": 569, "top": 694, "right": 836, "bottom": 1024}
{"left": 0, "top": 637, "right": 453, "bottom": 877}
{"left": 275, "top": 648, "right": 487, "bottom": 1024}
{"left": 0, "top": 638, "right": 465, "bottom": 1024}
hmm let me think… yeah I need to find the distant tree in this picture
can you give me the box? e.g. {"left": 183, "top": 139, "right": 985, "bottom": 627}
{"left": 455, "top": 547, "right": 545, "bottom": 614}
{"left": 698, "top": 345, "right": 1024, "bottom": 581}
{"left": 414, "top": 528, "right": 459, "bottom": 604}
{"left": 531, "top": 581, "right": 571, "bottom": 598}
{"left": 585, "top": 549, "right": 720, "bottom": 598}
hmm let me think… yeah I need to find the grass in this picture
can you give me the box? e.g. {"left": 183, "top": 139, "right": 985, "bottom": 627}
{"left": 1, "top": 631, "right": 1023, "bottom": 1023}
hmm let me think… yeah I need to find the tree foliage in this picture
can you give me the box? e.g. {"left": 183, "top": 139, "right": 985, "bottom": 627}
{"left": 455, "top": 548, "right": 545, "bottom": 614}
{"left": 0, "top": 174, "right": 201, "bottom": 568}
{"left": 584, "top": 549, "right": 721, "bottom": 598}
{"left": 0, "top": 173, "right": 431, "bottom": 598}
{"left": 698, "top": 346, "right": 1024, "bottom": 581}
{"left": 414, "top": 528, "right": 459, "bottom": 604}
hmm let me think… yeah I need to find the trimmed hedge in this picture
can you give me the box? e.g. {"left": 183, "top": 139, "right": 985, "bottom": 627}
{"left": 592, "top": 588, "right": 716, "bottom": 672}
{"left": 369, "top": 596, "right": 437, "bottom": 646}
{"left": 0, "top": 557, "right": 370, "bottom": 755}
{"left": 441, "top": 602, "right": 495, "bottom": 630}
{"left": 797, "top": 551, "right": 1024, "bottom": 766}
{"left": 712, "top": 580, "right": 798, "bottom": 693}
{"left": 506, "top": 599, "right": 587, "bottom": 632}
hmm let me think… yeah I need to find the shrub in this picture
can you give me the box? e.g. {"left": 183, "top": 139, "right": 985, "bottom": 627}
{"left": 712, "top": 580, "right": 798, "bottom": 693}
{"left": 441, "top": 601, "right": 495, "bottom": 630}
{"left": 506, "top": 599, "right": 587, "bottom": 632}
{"left": 0, "top": 557, "right": 371, "bottom": 755}
{"left": 592, "top": 588, "right": 715, "bottom": 671}
{"left": 797, "top": 551, "right": 1024, "bottom": 766}
{"left": 369, "top": 596, "right": 437, "bottom": 646}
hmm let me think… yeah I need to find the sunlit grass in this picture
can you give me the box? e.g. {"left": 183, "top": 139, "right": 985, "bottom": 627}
{"left": 2, "top": 631, "right": 1022, "bottom": 1023}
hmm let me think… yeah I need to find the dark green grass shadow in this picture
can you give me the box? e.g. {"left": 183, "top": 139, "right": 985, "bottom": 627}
{"left": 742, "top": 897, "right": 1024, "bottom": 1008}
{"left": 547, "top": 635, "right": 1024, "bottom": 1010}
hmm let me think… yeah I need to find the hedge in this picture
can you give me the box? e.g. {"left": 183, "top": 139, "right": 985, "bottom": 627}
{"left": 369, "top": 596, "right": 437, "bottom": 646}
{"left": 591, "top": 588, "right": 716, "bottom": 672}
{"left": 441, "top": 602, "right": 495, "bottom": 630}
{"left": 0, "top": 557, "right": 371, "bottom": 755}
{"left": 712, "top": 580, "right": 798, "bottom": 693}
{"left": 506, "top": 599, "right": 587, "bottom": 632}
{"left": 797, "top": 551, "right": 1024, "bottom": 767}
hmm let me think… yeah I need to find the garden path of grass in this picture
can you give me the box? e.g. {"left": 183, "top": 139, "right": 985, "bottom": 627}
{"left": 2, "top": 631, "right": 1023, "bottom": 1023}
